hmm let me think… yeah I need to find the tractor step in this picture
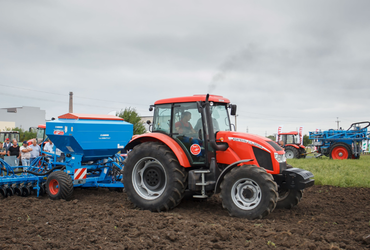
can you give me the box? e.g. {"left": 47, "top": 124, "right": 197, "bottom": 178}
{"left": 193, "top": 170, "right": 210, "bottom": 199}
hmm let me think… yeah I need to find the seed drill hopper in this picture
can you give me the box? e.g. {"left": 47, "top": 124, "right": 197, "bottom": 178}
{"left": 0, "top": 113, "right": 133, "bottom": 199}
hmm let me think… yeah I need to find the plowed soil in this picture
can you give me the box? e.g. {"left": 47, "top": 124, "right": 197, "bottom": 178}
{"left": 1, "top": 185, "right": 370, "bottom": 249}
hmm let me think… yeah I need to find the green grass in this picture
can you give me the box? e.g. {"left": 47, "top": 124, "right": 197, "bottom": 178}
{"left": 287, "top": 154, "right": 370, "bottom": 188}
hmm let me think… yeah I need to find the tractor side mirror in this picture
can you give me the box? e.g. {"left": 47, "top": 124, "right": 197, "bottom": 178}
{"left": 146, "top": 120, "right": 152, "bottom": 132}
{"left": 149, "top": 105, "right": 154, "bottom": 111}
{"left": 230, "top": 104, "right": 237, "bottom": 116}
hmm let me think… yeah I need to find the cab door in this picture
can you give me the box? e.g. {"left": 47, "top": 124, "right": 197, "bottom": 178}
{"left": 171, "top": 102, "right": 208, "bottom": 166}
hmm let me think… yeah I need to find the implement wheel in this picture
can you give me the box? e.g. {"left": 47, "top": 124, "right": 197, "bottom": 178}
{"left": 46, "top": 171, "right": 73, "bottom": 200}
{"left": 122, "top": 142, "right": 187, "bottom": 212}
{"left": 285, "top": 146, "right": 299, "bottom": 159}
{"left": 220, "top": 165, "right": 278, "bottom": 219}
{"left": 329, "top": 143, "right": 351, "bottom": 160}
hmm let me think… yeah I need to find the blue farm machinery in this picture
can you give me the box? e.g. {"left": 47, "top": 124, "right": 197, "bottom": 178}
{"left": 309, "top": 121, "right": 370, "bottom": 159}
{"left": 0, "top": 113, "right": 133, "bottom": 199}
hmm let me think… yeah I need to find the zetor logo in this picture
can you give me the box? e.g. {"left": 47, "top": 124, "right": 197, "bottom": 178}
{"left": 190, "top": 144, "right": 201, "bottom": 155}
{"left": 53, "top": 130, "right": 64, "bottom": 135}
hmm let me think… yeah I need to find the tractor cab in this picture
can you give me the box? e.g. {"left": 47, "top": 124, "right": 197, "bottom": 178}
{"left": 279, "top": 131, "right": 300, "bottom": 145}
{"left": 36, "top": 124, "right": 46, "bottom": 144}
{"left": 151, "top": 95, "right": 234, "bottom": 166}
{"left": 0, "top": 131, "right": 20, "bottom": 143}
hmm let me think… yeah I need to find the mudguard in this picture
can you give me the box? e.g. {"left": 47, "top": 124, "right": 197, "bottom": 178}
{"left": 124, "top": 133, "right": 191, "bottom": 168}
{"left": 214, "top": 159, "right": 253, "bottom": 194}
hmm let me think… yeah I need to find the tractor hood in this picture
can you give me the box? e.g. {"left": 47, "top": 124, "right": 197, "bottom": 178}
{"left": 217, "top": 131, "right": 284, "bottom": 153}
{"left": 215, "top": 131, "right": 286, "bottom": 174}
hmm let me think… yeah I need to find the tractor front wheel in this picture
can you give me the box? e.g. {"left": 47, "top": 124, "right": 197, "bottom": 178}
{"left": 46, "top": 171, "right": 73, "bottom": 200}
{"left": 276, "top": 188, "right": 303, "bottom": 209}
{"left": 220, "top": 165, "right": 278, "bottom": 219}
{"left": 329, "top": 143, "right": 351, "bottom": 160}
{"left": 122, "top": 142, "right": 187, "bottom": 212}
{"left": 285, "top": 146, "right": 299, "bottom": 159}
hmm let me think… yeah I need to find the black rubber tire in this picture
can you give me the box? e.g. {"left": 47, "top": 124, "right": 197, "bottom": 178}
{"left": 285, "top": 146, "right": 299, "bottom": 159}
{"left": 122, "top": 142, "right": 187, "bottom": 212}
{"left": 299, "top": 148, "right": 307, "bottom": 159}
{"left": 276, "top": 189, "right": 303, "bottom": 209}
{"left": 46, "top": 171, "right": 74, "bottom": 200}
{"left": 329, "top": 143, "right": 352, "bottom": 160}
{"left": 220, "top": 165, "right": 278, "bottom": 219}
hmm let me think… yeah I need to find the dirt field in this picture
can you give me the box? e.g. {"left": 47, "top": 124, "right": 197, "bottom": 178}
{"left": 1, "top": 185, "right": 370, "bottom": 249}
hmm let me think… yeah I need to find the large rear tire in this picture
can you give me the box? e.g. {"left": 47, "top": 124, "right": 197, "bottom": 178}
{"left": 220, "top": 165, "right": 278, "bottom": 219}
{"left": 329, "top": 143, "right": 351, "bottom": 160}
{"left": 46, "top": 171, "right": 74, "bottom": 200}
{"left": 276, "top": 189, "right": 303, "bottom": 209}
{"left": 122, "top": 142, "right": 187, "bottom": 212}
{"left": 285, "top": 146, "right": 299, "bottom": 159}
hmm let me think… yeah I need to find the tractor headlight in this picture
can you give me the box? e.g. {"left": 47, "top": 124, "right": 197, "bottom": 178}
{"left": 274, "top": 153, "right": 286, "bottom": 163}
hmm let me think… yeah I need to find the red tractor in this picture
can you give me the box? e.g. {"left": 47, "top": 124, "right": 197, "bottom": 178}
{"left": 122, "top": 95, "right": 314, "bottom": 219}
{"left": 27, "top": 124, "right": 46, "bottom": 145}
{"left": 277, "top": 131, "right": 306, "bottom": 159}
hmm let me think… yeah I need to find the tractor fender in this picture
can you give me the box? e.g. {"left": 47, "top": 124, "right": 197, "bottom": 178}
{"left": 214, "top": 159, "right": 253, "bottom": 194}
{"left": 285, "top": 144, "right": 300, "bottom": 149}
{"left": 124, "top": 133, "right": 191, "bottom": 168}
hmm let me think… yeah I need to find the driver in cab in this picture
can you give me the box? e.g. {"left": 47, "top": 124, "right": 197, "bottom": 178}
{"left": 175, "top": 111, "right": 196, "bottom": 135}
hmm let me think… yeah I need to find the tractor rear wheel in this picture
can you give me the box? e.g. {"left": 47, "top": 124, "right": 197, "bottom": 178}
{"left": 299, "top": 148, "right": 307, "bottom": 159}
{"left": 122, "top": 142, "right": 187, "bottom": 212}
{"left": 285, "top": 146, "right": 299, "bottom": 159}
{"left": 276, "top": 188, "right": 303, "bottom": 209}
{"left": 220, "top": 165, "right": 278, "bottom": 219}
{"left": 46, "top": 171, "right": 73, "bottom": 200}
{"left": 329, "top": 143, "right": 351, "bottom": 160}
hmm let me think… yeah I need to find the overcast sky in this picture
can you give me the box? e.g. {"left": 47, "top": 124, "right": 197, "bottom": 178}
{"left": 1, "top": 0, "right": 369, "bottom": 136}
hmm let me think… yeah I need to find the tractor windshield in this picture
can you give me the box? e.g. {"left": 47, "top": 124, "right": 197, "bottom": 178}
{"left": 209, "top": 104, "right": 231, "bottom": 132}
{"left": 282, "top": 134, "right": 300, "bottom": 144}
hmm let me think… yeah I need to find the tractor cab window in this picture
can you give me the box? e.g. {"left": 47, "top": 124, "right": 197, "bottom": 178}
{"left": 282, "top": 134, "right": 299, "bottom": 144}
{"left": 36, "top": 128, "right": 46, "bottom": 144}
{"left": 153, "top": 104, "right": 172, "bottom": 134}
{"left": 209, "top": 104, "right": 231, "bottom": 132}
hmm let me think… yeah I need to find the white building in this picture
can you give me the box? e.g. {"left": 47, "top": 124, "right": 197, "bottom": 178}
{"left": 0, "top": 106, "right": 46, "bottom": 130}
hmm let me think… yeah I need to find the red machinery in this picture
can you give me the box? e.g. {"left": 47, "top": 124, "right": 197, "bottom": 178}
{"left": 277, "top": 131, "right": 306, "bottom": 159}
{"left": 122, "top": 94, "right": 314, "bottom": 219}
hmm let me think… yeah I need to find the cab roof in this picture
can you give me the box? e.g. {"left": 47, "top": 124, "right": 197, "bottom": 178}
{"left": 154, "top": 95, "right": 230, "bottom": 105}
{"left": 58, "top": 113, "right": 123, "bottom": 121}
{"left": 279, "top": 131, "right": 298, "bottom": 135}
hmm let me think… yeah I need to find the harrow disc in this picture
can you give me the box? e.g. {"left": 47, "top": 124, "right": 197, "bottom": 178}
{"left": 21, "top": 186, "right": 31, "bottom": 197}
{"left": 6, "top": 187, "right": 14, "bottom": 197}
{"left": 14, "top": 187, "right": 23, "bottom": 196}
{"left": 0, "top": 187, "right": 7, "bottom": 198}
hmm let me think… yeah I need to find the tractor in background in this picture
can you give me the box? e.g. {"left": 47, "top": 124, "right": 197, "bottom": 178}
{"left": 309, "top": 121, "right": 370, "bottom": 159}
{"left": 0, "top": 131, "right": 20, "bottom": 143}
{"left": 277, "top": 131, "right": 306, "bottom": 159}
{"left": 123, "top": 94, "right": 314, "bottom": 219}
